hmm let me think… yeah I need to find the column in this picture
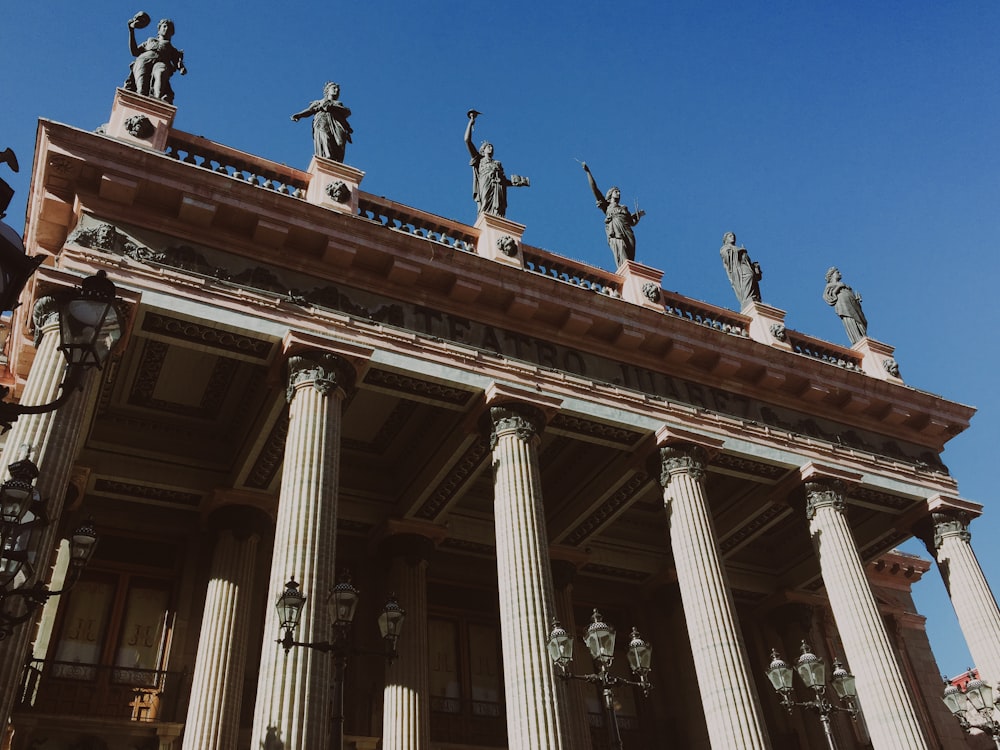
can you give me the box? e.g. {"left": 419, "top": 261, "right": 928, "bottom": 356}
{"left": 380, "top": 523, "right": 444, "bottom": 750}
{"left": 656, "top": 440, "right": 771, "bottom": 750}
{"left": 804, "top": 478, "right": 929, "bottom": 750}
{"left": 182, "top": 506, "right": 271, "bottom": 750}
{"left": 919, "top": 505, "right": 1000, "bottom": 687}
{"left": 0, "top": 298, "right": 100, "bottom": 725}
{"left": 486, "top": 387, "right": 568, "bottom": 750}
{"left": 549, "top": 554, "right": 593, "bottom": 750}
{"left": 249, "top": 349, "right": 359, "bottom": 750}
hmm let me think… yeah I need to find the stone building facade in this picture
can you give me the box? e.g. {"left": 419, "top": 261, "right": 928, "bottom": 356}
{"left": 0, "top": 89, "right": 996, "bottom": 750}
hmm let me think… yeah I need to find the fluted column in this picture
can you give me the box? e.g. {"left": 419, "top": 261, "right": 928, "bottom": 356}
{"left": 656, "top": 441, "right": 771, "bottom": 750}
{"left": 804, "top": 478, "right": 929, "bottom": 750}
{"left": 381, "top": 527, "right": 442, "bottom": 750}
{"left": 183, "top": 506, "right": 271, "bottom": 750}
{"left": 486, "top": 392, "right": 568, "bottom": 750}
{"left": 0, "top": 298, "right": 100, "bottom": 725}
{"left": 549, "top": 556, "right": 593, "bottom": 750}
{"left": 249, "top": 349, "right": 358, "bottom": 750}
{"left": 920, "top": 507, "right": 1000, "bottom": 687}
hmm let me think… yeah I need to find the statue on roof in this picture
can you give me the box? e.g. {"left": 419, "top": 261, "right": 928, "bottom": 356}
{"left": 125, "top": 13, "right": 186, "bottom": 104}
{"left": 720, "top": 232, "right": 762, "bottom": 307}
{"left": 581, "top": 162, "right": 644, "bottom": 269}
{"left": 291, "top": 82, "right": 354, "bottom": 163}
{"left": 464, "top": 111, "right": 529, "bottom": 218}
{"left": 823, "top": 267, "right": 868, "bottom": 344}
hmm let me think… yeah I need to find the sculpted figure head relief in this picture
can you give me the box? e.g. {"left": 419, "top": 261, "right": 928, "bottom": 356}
{"left": 823, "top": 266, "right": 868, "bottom": 345}
{"left": 720, "top": 232, "right": 762, "bottom": 307}
{"left": 124, "top": 13, "right": 186, "bottom": 103}
{"left": 292, "top": 82, "right": 354, "bottom": 163}
{"left": 581, "top": 162, "right": 645, "bottom": 269}
{"left": 464, "top": 111, "right": 530, "bottom": 218}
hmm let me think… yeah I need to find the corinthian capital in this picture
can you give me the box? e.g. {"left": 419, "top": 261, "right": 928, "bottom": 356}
{"left": 286, "top": 350, "right": 356, "bottom": 403}
{"left": 804, "top": 479, "right": 847, "bottom": 520}
{"left": 486, "top": 403, "right": 546, "bottom": 449}
{"left": 657, "top": 444, "right": 708, "bottom": 487}
{"left": 931, "top": 511, "right": 972, "bottom": 550}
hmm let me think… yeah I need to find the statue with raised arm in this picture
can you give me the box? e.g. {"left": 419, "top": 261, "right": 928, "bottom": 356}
{"left": 581, "top": 162, "right": 645, "bottom": 268}
{"left": 125, "top": 13, "right": 186, "bottom": 104}
{"left": 823, "top": 267, "right": 868, "bottom": 344}
{"left": 464, "top": 111, "right": 529, "bottom": 218}
{"left": 720, "top": 232, "right": 762, "bottom": 307}
{"left": 291, "top": 82, "right": 354, "bottom": 163}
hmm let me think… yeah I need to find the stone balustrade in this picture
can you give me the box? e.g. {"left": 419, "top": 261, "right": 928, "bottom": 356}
{"left": 522, "top": 248, "right": 623, "bottom": 297}
{"left": 660, "top": 288, "right": 750, "bottom": 337}
{"left": 357, "top": 195, "right": 478, "bottom": 253}
{"left": 165, "top": 131, "right": 309, "bottom": 197}
{"left": 786, "top": 330, "right": 863, "bottom": 371}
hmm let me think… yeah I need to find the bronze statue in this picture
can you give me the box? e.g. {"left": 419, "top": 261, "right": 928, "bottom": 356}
{"left": 582, "top": 163, "right": 644, "bottom": 268}
{"left": 823, "top": 267, "right": 868, "bottom": 344}
{"left": 291, "top": 82, "right": 354, "bottom": 163}
{"left": 125, "top": 13, "right": 186, "bottom": 104}
{"left": 464, "top": 111, "right": 529, "bottom": 218}
{"left": 720, "top": 232, "right": 762, "bottom": 307}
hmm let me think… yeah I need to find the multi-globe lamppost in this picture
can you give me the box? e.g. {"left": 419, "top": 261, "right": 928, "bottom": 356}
{"left": 274, "top": 572, "right": 405, "bottom": 750}
{"left": 765, "top": 641, "right": 858, "bottom": 750}
{"left": 942, "top": 671, "right": 1000, "bottom": 749}
{"left": 547, "top": 609, "right": 653, "bottom": 750}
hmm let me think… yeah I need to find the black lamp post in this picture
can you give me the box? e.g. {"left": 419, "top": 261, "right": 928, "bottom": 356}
{"left": 0, "top": 270, "right": 122, "bottom": 432}
{"left": 0, "top": 448, "right": 98, "bottom": 638}
{"left": 547, "top": 609, "right": 653, "bottom": 750}
{"left": 942, "top": 671, "right": 1000, "bottom": 749}
{"left": 765, "top": 641, "right": 858, "bottom": 750}
{"left": 275, "top": 571, "right": 405, "bottom": 750}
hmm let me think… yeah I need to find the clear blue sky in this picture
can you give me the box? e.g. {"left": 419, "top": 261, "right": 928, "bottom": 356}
{"left": 4, "top": 1, "right": 999, "bottom": 681}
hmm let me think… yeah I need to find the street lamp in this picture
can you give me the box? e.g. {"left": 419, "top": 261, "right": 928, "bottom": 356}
{"left": 942, "top": 671, "right": 1000, "bottom": 749}
{"left": 275, "top": 571, "right": 405, "bottom": 750}
{"left": 0, "top": 270, "right": 122, "bottom": 432}
{"left": 0, "top": 447, "right": 99, "bottom": 638}
{"left": 765, "top": 641, "right": 858, "bottom": 750}
{"left": 547, "top": 609, "right": 653, "bottom": 750}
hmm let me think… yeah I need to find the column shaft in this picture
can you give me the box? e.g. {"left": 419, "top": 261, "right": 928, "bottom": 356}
{"left": 382, "top": 554, "right": 430, "bottom": 750}
{"left": 0, "top": 311, "right": 98, "bottom": 725}
{"left": 183, "top": 518, "right": 263, "bottom": 750}
{"left": 550, "top": 564, "right": 592, "bottom": 750}
{"left": 806, "top": 482, "right": 929, "bottom": 750}
{"left": 489, "top": 404, "right": 567, "bottom": 750}
{"left": 659, "top": 445, "right": 771, "bottom": 750}
{"left": 250, "top": 352, "right": 352, "bottom": 750}
{"left": 932, "top": 516, "right": 1000, "bottom": 686}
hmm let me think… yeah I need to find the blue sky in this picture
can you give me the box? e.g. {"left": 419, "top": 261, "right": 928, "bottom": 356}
{"left": 4, "top": 1, "right": 999, "bottom": 681}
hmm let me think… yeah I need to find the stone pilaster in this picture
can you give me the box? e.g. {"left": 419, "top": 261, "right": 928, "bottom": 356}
{"left": 918, "top": 502, "right": 1000, "bottom": 688}
{"left": 183, "top": 507, "right": 271, "bottom": 750}
{"left": 549, "top": 551, "right": 593, "bottom": 750}
{"left": 485, "top": 385, "right": 568, "bottom": 750}
{"left": 249, "top": 349, "right": 358, "bottom": 750}
{"left": 655, "top": 437, "right": 771, "bottom": 750}
{"left": 0, "top": 301, "right": 100, "bottom": 726}
{"left": 804, "top": 478, "right": 929, "bottom": 750}
{"left": 380, "top": 524, "right": 444, "bottom": 750}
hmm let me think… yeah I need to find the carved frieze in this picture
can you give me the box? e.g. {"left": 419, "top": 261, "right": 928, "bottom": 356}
{"left": 564, "top": 472, "right": 650, "bottom": 546}
{"left": 414, "top": 435, "right": 490, "bottom": 520}
{"left": 363, "top": 368, "right": 474, "bottom": 407}
{"left": 549, "top": 413, "right": 644, "bottom": 448}
{"left": 93, "top": 477, "right": 202, "bottom": 507}
{"left": 245, "top": 411, "right": 290, "bottom": 490}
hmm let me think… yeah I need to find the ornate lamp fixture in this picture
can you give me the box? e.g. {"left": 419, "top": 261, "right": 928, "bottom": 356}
{"left": 765, "top": 641, "right": 858, "bottom": 750}
{"left": 0, "top": 270, "right": 122, "bottom": 432}
{"left": 274, "top": 571, "right": 405, "bottom": 750}
{"left": 547, "top": 609, "right": 654, "bottom": 750}
{"left": 942, "top": 671, "right": 1000, "bottom": 749}
{"left": 0, "top": 448, "right": 98, "bottom": 638}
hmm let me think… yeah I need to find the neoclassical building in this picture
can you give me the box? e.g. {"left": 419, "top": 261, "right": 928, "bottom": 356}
{"left": 0, "top": 88, "right": 997, "bottom": 750}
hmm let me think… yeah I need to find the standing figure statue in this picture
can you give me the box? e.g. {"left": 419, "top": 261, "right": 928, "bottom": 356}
{"left": 720, "top": 232, "right": 762, "bottom": 307}
{"left": 823, "top": 267, "right": 868, "bottom": 344}
{"left": 125, "top": 13, "right": 186, "bottom": 104}
{"left": 291, "top": 82, "right": 354, "bottom": 163}
{"left": 581, "top": 162, "right": 645, "bottom": 268}
{"left": 464, "top": 111, "right": 529, "bottom": 218}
